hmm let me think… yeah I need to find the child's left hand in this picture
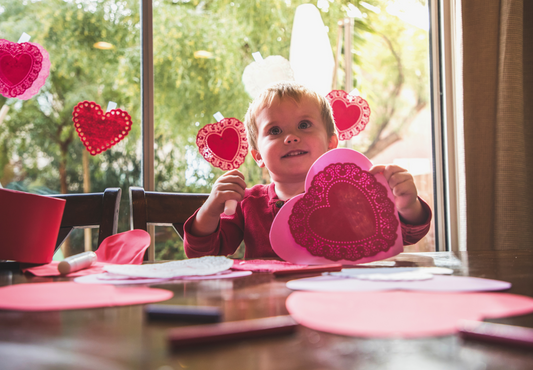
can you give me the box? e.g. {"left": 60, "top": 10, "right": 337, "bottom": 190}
{"left": 369, "top": 164, "right": 428, "bottom": 225}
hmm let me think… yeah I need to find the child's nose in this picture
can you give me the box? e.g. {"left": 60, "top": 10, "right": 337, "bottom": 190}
{"left": 285, "top": 133, "right": 299, "bottom": 144}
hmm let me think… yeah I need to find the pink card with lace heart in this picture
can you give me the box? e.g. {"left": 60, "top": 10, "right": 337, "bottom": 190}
{"left": 270, "top": 148, "right": 403, "bottom": 265}
{"left": 72, "top": 101, "right": 133, "bottom": 155}
{"left": 326, "top": 90, "right": 370, "bottom": 141}
{"left": 196, "top": 117, "right": 248, "bottom": 171}
{"left": 0, "top": 39, "right": 50, "bottom": 100}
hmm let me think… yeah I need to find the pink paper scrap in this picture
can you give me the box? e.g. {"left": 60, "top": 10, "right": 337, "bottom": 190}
{"left": 286, "top": 291, "right": 533, "bottom": 338}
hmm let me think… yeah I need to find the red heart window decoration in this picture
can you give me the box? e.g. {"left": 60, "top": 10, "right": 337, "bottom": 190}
{"left": 196, "top": 118, "right": 248, "bottom": 170}
{"left": 326, "top": 90, "right": 371, "bottom": 141}
{"left": 72, "top": 101, "right": 132, "bottom": 156}
{"left": 0, "top": 39, "right": 50, "bottom": 99}
{"left": 271, "top": 148, "right": 403, "bottom": 265}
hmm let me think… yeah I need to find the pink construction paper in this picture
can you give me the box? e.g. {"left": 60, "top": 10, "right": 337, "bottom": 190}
{"left": 232, "top": 259, "right": 309, "bottom": 272}
{"left": 271, "top": 148, "right": 403, "bottom": 265}
{"left": 286, "top": 275, "right": 512, "bottom": 292}
{"left": 0, "top": 282, "right": 173, "bottom": 311}
{"left": 286, "top": 291, "right": 533, "bottom": 338}
{"left": 326, "top": 90, "right": 371, "bottom": 141}
{"left": 0, "top": 188, "right": 65, "bottom": 264}
{"left": 196, "top": 118, "right": 248, "bottom": 170}
{"left": 95, "top": 229, "right": 151, "bottom": 265}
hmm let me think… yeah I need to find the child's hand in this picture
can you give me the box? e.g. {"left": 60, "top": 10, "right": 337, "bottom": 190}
{"left": 369, "top": 164, "right": 427, "bottom": 225}
{"left": 191, "top": 169, "right": 246, "bottom": 236}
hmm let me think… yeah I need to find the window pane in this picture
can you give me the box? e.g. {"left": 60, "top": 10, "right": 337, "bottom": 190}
{"left": 0, "top": 0, "right": 141, "bottom": 256}
{"left": 153, "top": 0, "right": 434, "bottom": 259}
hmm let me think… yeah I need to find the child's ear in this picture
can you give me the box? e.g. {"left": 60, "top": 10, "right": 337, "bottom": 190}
{"left": 251, "top": 149, "right": 265, "bottom": 167}
{"left": 328, "top": 134, "right": 339, "bottom": 150}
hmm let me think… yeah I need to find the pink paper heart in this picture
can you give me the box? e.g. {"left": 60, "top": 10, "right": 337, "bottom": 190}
{"left": 271, "top": 148, "right": 403, "bottom": 265}
{"left": 196, "top": 118, "right": 248, "bottom": 170}
{"left": 326, "top": 90, "right": 370, "bottom": 141}
{"left": 0, "top": 40, "right": 43, "bottom": 98}
{"left": 72, "top": 101, "right": 132, "bottom": 156}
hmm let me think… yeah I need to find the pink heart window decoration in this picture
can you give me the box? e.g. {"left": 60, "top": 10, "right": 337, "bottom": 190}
{"left": 270, "top": 148, "right": 403, "bottom": 265}
{"left": 72, "top": 101, "right": 133, "bottom": 156}
{"left": 196, "top": 118, "right": 248, "bottom": 170}
{"left": 0, "top": 39, "right": 51, "bottom": 100}
{"left": 326, "top": 90, "right": 371, "bottom": 141}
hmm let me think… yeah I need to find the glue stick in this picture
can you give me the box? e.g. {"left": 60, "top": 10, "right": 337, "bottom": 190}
{"left": 58, "top": 251, "right": 97, "bottom": 275}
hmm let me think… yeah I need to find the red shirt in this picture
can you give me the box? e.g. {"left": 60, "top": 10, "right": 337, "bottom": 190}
{"left": 184, "top": 183, "right": 432, "bottom": 259}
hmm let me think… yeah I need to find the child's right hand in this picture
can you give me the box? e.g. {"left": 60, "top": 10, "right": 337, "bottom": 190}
{"left": 191, "top": 169, "right": 246, "bottom": 236}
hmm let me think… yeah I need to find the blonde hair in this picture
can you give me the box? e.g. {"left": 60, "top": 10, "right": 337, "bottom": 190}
{"left": 244, "top": 81, "right": 336, "bottom": 151}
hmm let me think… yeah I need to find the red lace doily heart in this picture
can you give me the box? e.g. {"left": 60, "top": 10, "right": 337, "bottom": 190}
{"left": 288, "top": 162, "right": 399, "bottom": 261}
{"left": 326, "top": 90, "right": 370, "bottom": 141}
{"left": 72, "top": 101, "right": 132, "bottom": 156}
{"left": 0, "top": 40, "right": 43, "bottom": 98}
{"left": 196, "top": 118, "right": 248, "bottom": 170}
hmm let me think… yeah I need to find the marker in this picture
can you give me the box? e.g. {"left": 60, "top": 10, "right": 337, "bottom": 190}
{"left": 459, "top": 320, "right": 533, "bottom": 349}
{"left": 57, "top": 251, "right": 97, "bottom": 275}
{"left": 145, "top": 304, "right": 222, "bottom": 323}
{"left": 168, "top": 315, "right": 298, "bottom": 349}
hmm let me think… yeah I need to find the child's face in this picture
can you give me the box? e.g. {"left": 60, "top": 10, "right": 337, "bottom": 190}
{"left": 251, "top": 96, "right": 338, "bottom": 183}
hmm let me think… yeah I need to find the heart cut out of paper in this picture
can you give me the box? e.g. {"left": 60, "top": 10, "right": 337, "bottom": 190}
{"left": 72, "top": 101, "right": 132, "bottom": 156}
{"left": 0, "top": 39, "right": 50, "bottom": 99}
{"left": 326, "top": 90, "right": 370, "bottom": 141}
{"left": 270, "top": 148, "right": 403, "bottom": 265}
{"left": 196, "top": 118, "right": 248, "bottom": 170}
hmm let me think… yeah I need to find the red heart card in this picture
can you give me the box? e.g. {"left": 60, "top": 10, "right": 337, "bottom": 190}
{"left": 326, "top": 90, "right": 370, "bottom": 141}
{"left": 0, "top": 39, "right": 50, "bottom": 99}
{"left": 196, "top": 118, "right": 248, "bottom": 170}
{"left": 270, "top": 148, "right": 403, "bottom": 265}
{"left": 72, "top": 101, "right": 132, "bottom": 156}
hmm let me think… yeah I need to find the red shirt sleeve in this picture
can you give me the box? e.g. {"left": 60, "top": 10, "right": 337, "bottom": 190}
{"left": 401, "top": 197, "right": 433, "bottom": 245}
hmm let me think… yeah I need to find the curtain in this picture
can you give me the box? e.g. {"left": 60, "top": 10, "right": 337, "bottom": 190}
{"left": 462, "top": 0, "right": 533, "bottom": 250}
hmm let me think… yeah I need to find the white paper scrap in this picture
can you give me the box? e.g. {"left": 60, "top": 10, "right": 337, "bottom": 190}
{"left": 103, "top": 256, "right": 234, "bottom": 279}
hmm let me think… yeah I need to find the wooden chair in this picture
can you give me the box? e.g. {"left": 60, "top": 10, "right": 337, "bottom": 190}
{"left": 50, "top": 187, "right": 122, "bottom": 252}
{"left": 129, "top": 186, "right": 208, "bottom": 239}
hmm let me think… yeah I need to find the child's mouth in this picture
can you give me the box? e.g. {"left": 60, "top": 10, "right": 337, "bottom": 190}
{"left": 282, "top": 150, "right": 307, "bottom": 158}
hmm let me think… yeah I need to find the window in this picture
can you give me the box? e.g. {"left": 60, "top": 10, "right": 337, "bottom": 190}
{"left": 1, "top": 0, "right": 442, "bottom": 258}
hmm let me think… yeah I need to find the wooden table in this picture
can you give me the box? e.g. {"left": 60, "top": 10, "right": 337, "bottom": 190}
{"left": 1, "top": 251, "right": 533, "bottom": 370}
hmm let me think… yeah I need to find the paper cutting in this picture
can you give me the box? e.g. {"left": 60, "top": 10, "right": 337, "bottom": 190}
{"left": 270, "top": 148, "right": 403, "bottom": 265}
{"left": 72, "top": 101, "right": 132, "bottom": 155}
{"left": 326, "top": 90, "right": 370, "bottom": 141}
{"left": 0, "top": 39, "right": 50, "bottom": 99}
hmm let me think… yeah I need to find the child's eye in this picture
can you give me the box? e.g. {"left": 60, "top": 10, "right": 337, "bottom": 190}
{"left": 268, "top": 126, "right": 282, "bottom": 135}
{"left": 298, "top": 121, "right": 311, "bottom": 129}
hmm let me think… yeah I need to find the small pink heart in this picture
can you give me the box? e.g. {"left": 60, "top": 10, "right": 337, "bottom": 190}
{"left": 196, "top": 118, "right": 248, "bottom": 170}
{"left": 0, "top": 40, "right": 43, "bottom": 98}
{"left": 72, "top": 101, "right": 132, "bottom": 156}
{"left": 326, "top": 90, "right": 370, "bottom": 141}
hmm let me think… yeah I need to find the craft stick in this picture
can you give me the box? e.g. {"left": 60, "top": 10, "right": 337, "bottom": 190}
{"left": 58, "top": 251, "right": 97, "bottom": 275}
{"left": 459, "top": 320, "right": 533, "bottom": 349}
{"left": 168, "top": 315, "right": 298, "bottom": 349}
{"left": 145, "top": 304, "right": 222, "bottom": 323}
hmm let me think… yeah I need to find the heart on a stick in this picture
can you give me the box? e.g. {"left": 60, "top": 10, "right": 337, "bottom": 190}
{"left": 0, "top": 39, "right": 48, "bottom": 99}
{"left": 326, "top": 90, "right": 370, "bottom": 141}
{"left": 271, "top": 148, "right": 403, "bottom": 265}
{"left": 196, "top": 118, "right": 248, "bottom": 171}
{"left": 72, "top": 101, "right": 132, "bottom": 156}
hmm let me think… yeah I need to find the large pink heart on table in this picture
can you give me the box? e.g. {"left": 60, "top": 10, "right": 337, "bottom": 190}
{"left": 326, "top": 90, "right": 370, "bottom": 141}
{"left": 0, "top": 39, "right": 50, "bottom": 99}
{"left": 196, "top": 117, "right": 248, "bottom": 170}
{"left": 270, "top": 148, "right": 403, "bottom": 265}
{"left": 72, "top": 101, "right": 132, "bottom": 156}
{"left": 286, "top": 291, "right": 533, "bottom": 338}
